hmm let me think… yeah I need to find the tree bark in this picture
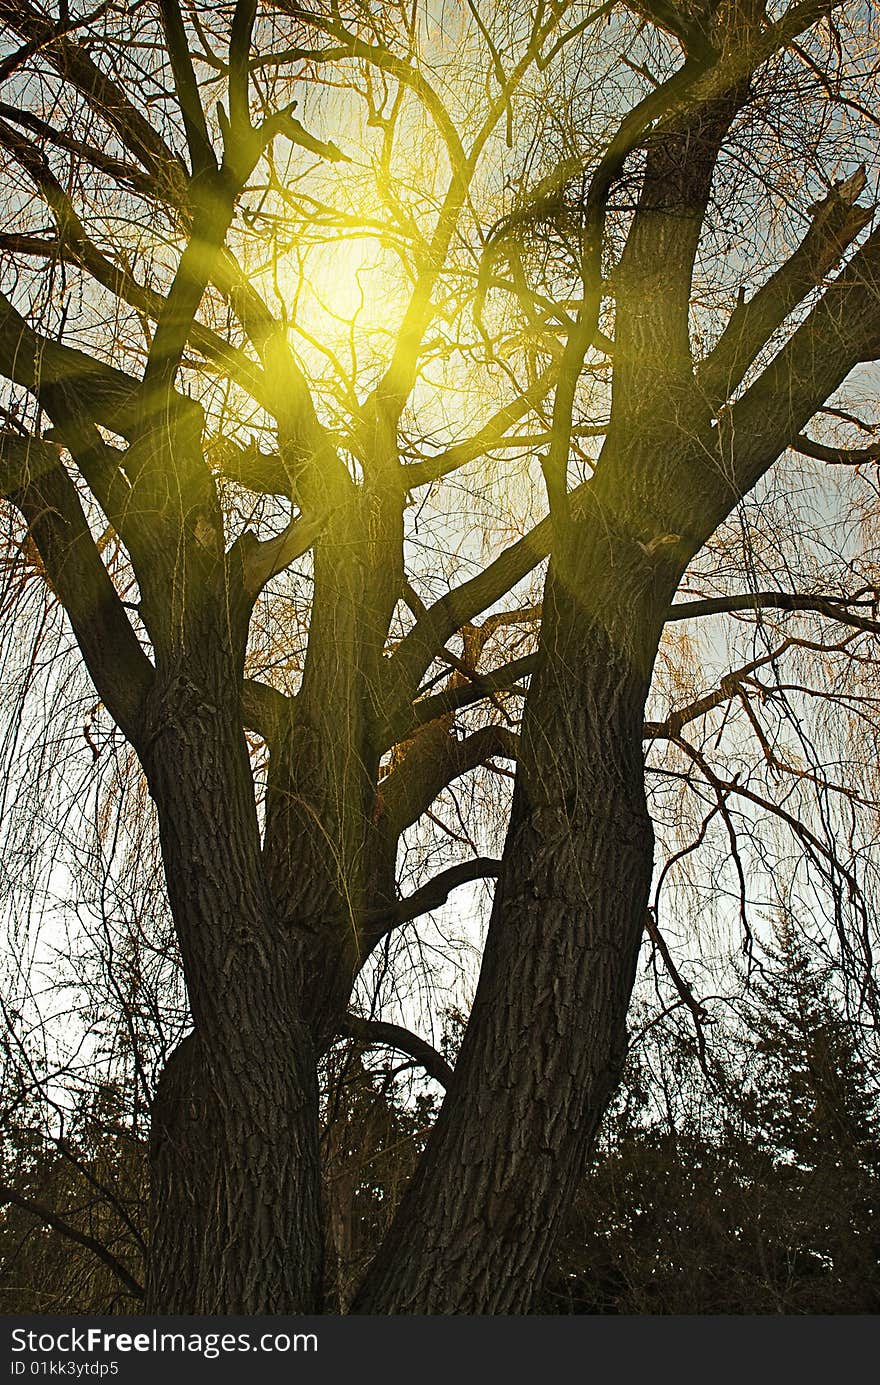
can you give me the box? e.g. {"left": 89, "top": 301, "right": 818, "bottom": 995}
{"left": 353, "top": 530, "right": 664, "bottom": 1312}
{"left": 140, "top": 666, "right": 324, "bottom": 1314}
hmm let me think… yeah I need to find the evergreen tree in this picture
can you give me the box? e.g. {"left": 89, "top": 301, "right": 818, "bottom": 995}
{"left": 541, "top": 931, "right": 880, "bottom": 1313}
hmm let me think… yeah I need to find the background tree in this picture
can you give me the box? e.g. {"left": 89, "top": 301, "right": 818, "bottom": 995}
{"left": 5, "top": 931, "right": 878, "bottom": 1315}
{"left": 0, "top": 1080, "right": 146, "bottom": 1313}
{"left": 1, "top": 0, "right": 879, "bottom": 1313}
{"left": 543, "top": 927, "right": 880, "bottom": 1313}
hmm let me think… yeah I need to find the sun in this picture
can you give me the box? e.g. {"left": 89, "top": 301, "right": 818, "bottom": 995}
{"left": 262, "top": 216, "right": 416, "bottom": 401}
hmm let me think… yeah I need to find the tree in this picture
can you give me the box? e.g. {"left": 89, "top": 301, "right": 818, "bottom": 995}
{"left": 0, "top": 1081, "right": 146, "bottom": 1313}
{"left": 5, "top": 933, "right": 877, "bottom": 1316}
{"left": 1, "top": 0, "right": 879, "bottom": 1313}
{"left": 542, "top": 932, "right": 880, "bottom": 1313}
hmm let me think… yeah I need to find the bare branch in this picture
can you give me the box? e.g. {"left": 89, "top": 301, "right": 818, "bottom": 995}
{"left": 0, "top": 0, "right": 187, "bottom": 199}
{"left": 158, "top": 0, "right": 216, "bottom": 175}
{"left": 643, "top": 911, "right": 708, "bottom": 1023}
{"left": 338, "top": 1014, "right": 454, "bottom": 1089}
{"left": 674, "top": 733, "right": 863, "bottom": 903}
{"left": 236, "top": 507, "right": 328, "bottom": 600}
{"left": 667, "top": 590, "right": 880, "bottom": 634}
{"left": 378, "top": 722, "right": 519, "bottom": 841}
{"left": 645, "top": 646, "right": 785, "bottom": 740}
{"left": 724, "top": 225, "right": 880, "bottom": 500}
{"left": 0, "top": 101, "right": 157, "bottom": 197}
{"left": 0, "top": 289, "right": 153, "bottom": 438}
{"left": 358, "top": 856, "right": 502, "bottom": 943}
{"left": 382, "top": 659, "right": 534, "bottom": 750}
{"left": 792, "top": 433, "right": 880, "bottom": 467}
{"left": 7, "top": 459, "right": 154, "bottom": 742}
{"left": 212, "top": 249, "right": 353, "bottom": 503}
{"left": 0, "top": 1185, "right": 144, "bottom": 1300}
{"left": 402, "top": 370, "right": 557, "bottom": 487}
{"left": 697, "top": 171, "right": 874, "bottom": 407}
{"left": 0, "top": 119, "right": 266, "bottom": 405}
{"left": 270, "top": 5, "right": 467, "bottom": 171}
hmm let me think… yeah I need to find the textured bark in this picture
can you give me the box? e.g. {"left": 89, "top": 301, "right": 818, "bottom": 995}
{"left": 4, "top": 0, "right": 878, "bottom": 1321}
{"left": 260, "top": 488, "right": 402, "bottom": 1049}
{"left": 353, "top": 531, "right": 665, "bottom": 1313}
{"left": 147, "top": 1033, "right": 213, "bottom": 1312}
{"left": 147, "top": 1018, "right": 321, "bottom": 1314}
{"left": 140, "top": 655, "right": 324, "bottom": 1314}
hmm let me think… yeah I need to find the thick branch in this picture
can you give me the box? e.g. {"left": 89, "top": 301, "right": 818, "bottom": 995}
{"left": 213, "top": 250, "right": 352, "bottom": 504}
{"left": 382, "top": 660, "right": 533, "bottom": 750}
{"left": 236, "top": 508, "right": 329, "bottom": 600}
{"left": 613, "top": 73, "right": 748, "bottom": 436}
{"left": 338, "top": 1015, "right": 454, "bottom": 1089}
{"left": 697, "top": 171, "right": 874, "bottom": 407}
{"left": 8, "top": 462, "right": 154, "bottom": 742}
{"left": 228, "top": 0, "right": 259, "bottom": 134}
{"left": 387, "top": 586, "right": 880, "bottom": 758}
{"left": 0, "top": 288, "right": 194, "bottom": 441}
{"left": 667, "top": 590, "right": 880, "bottom": 633}
{"left": 0, "top": 2, "right": 109, "bottom": 83}
{"left": 384, "top": 477, "right": 606, "bottom": 716}
{"left": 379, "top": 723, "right": 519, "bottom": 842}
{"left": 359, "top": 857, "right": 502, "bottom": 945}
{"left": 384, "top": 520, "right": 550, "bottom": 711}
{"left": 724, "top": 225, "right": 880, "bottom": 501}
{"left": 159, "top": 0, "right": 216, "bottom": 175}
{"left": 240, "top": 678, "right": 293, "bottom": 748}
{"left": 644, "top": 646, "right": 783, "bottom": 740}
{"left": 213, "top": 441, "right": 291, "bottom": 495}
{"left": 560, "top": 59, "right": 717, "bottom": 520}
{"left": 142, "top": 22, "right": 346, "bottom": 402}
{"left": 792, "top": 433, "right": 880, "bottom": 467}
{"left": 0, "top": 293, "right": 142, "bottom": 541}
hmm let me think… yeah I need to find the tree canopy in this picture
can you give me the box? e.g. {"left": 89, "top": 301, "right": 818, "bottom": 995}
{"left": 1, "top": 0, "right": 879, "bottom": 1313}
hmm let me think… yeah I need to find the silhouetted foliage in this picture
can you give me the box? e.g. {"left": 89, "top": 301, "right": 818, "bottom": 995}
{"left": 543, "top": 932, "right": 880, "bottom": 1313}
{"left": 4, "top": 937, "right": 877, "bottom": 1314}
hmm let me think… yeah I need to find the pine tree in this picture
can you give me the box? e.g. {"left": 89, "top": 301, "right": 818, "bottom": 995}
{"left": 737, "top": 926, "right": 880, "bottom": 1311}
{"left": 541, "top": 931, "right": 880, "bottom": 1313}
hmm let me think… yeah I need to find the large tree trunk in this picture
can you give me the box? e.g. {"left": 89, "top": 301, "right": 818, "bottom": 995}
{"left": 146, "top": 1017, "right": 322, "bottom": 1314}
{"left": 353, "top": 532, "right": 666, "bottom": 1313}
{"left": 140, "top": 669, "right": 324, "bottom": 1314}
{"left": 139, "top": 487, "right": 400, "bottom": 1312}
